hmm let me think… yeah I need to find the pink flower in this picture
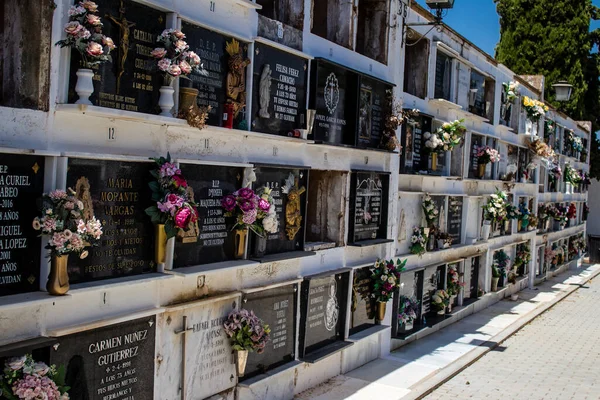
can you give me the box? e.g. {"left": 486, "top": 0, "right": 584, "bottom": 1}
{"left": 78, "top": 28, "right": 91, "bottom": 39}
{"left": 68, "top": 5, "right": 86, "bottom": 16}
{"left": 49, "top": 190, "right": 67, "bottom": 200}
{"left": 221, "top": 195, "right": 237, "bottom": 211}
{"left": 81, "top": 1, "right": 98, "bottom": 12}
{"left": 237, "top": 188, "right": 254, "bottom": 200}
{"left": 242, "top": 209, "right": 257, "bottom": 224}
{"left": 179, "top": 60, "right": 192, "bottom": 74}
{"left": 86, "top": 14, "right": 102, "bottom": 26}
{"left": 103, "top": 36, "right": 116, "bottom": 50}
{"left": 86, "top": 41, "right": 104, "bottom": 57}
{"left": 173, "top": 175, "right": 188, "bottom": 188}
{"left": 175, "top": 207, "right": 192, "bottom": 228}
{"left": 157, "top": 58, "right": 171, "bottom": 71}
{"left": 186, "top": 51, "right": 201, "bottom": 66}
{"left": 64, "top": 21, "right": 83, "bottom": 36}
{"left": 174, "top": 40, "right": 188, "bottom": 52}
{"left": 151, "top": 47, "right": 167, "bottom": 59}
{"left": 173, "top": 30, "right": 186, "bottom": 39}
{"left": 157, "top": 201, "right": 173, "bottom": 214}
{"left": 258, "top": 198, "right": 270, "bottom": 211}
{"left": 167, "top": 64, "right": 181, "bottom": 77}
{"left": 166, "top": 193, "right": 184, "bottom": 207}
{"left": 159, "top": 162, "right": 180, "bottom": 177}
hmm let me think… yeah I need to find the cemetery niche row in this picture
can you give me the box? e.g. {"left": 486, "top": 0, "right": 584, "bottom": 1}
{"left": 63, "top": 0, "right": 394, "bottom": 151}
{"left": 0, "top": 153, "right": 391, "bottom": 298}
{"left": 0, "top": 266, "right": 392, "bottom": 399}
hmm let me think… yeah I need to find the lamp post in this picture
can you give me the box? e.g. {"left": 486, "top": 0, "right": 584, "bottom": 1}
{"left": 401, "top": 0, "right": 456, "bottom": 47}
{"left": 552, "top": 81, "right": 573, "bottom": 102}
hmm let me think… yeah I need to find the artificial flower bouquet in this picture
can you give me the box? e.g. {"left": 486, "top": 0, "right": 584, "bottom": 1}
{"left": 514, "top": 244, "right": 531, "bottom": 268}
{"left": 566, "top": 130, "right": 584, "bottom": 153}
{"left": 547, "top": 204, "right": 568, "bottom": 226}
{"left": 545, "top": 246, "right": 557, "bottom": 266}
{"left": 476, "top": 146, "right": 501, "bottom": 165}
{"left": 152, "top": 29, "right": 207, "bottom": 84}
{"left": 446, "top": 266, "right": 464, "bottom": 296}
{"left": 424, "top": 120, "right": 466, "bottom": 153}
{"left": 502, "top": 81, "right": 520, "bottom": 103}
{"left": 33, "top": 189, "right": 102, "bottom": 259}
{"left": 483, "top": 190, "right": 508, "bottom": 222}
{"left": 493, "top": 249, "right": 510, "bottom": 278}
{"left": 564, "top": 164, "right": 582, "bottom": 185}
{"left": 221, "top": 187, "right": 273, "bottom": 236}
{"left": 371, "top": 258, "right": 407, "bottom": 303}
{"left": 567, "top": 203, "right": 577, "bottom": 219}
{"left": 409, "top": 227, "right": 428, "bottom": 256}
{"left": 397, "top": 296, "right": 419, "bottom": 326}
{"left": 145, "top": 154, "right": 199, "bottom": 239}
{"left": 431, "top": 289, "right": 450, "bottom": 312}
{"left": 505, "top": 203, "right": 520, "bottom": 220}
{"left": 518, "top": 203, "right": 530, "bottom": 222}
{"left": 223, "top": 309, "right": 270, "bottom": 354}
{"left": 436, "top": 231, "right": 453, "bottom": 249}
{"left": 0, "top": 354, "right": 69, "bottom": 400}
{"left": 522, "top": 96, "right": 548, "bottom": 122}
{"left": 55, "top": 1, "right": 115, "bottom": 67}
{"left": 549, "top": 163, "right": 562, "bottom": 180}
{"left": 422, "top": 193, "right": 439, "bottom": 227}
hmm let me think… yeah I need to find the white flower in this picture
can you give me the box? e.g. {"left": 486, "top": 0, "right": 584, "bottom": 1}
{"left": 7, "top": 356, "right": 26, "bottom": 371}
{"left": 411, "top": 236, "right": 418, "bottom": 243}
{"left": 432, "top": 295, "right": 442, "bottom": 303}
{"left": 424, "top": 132, "right": 431, "bottom": 139}
{"left": 381, "top": 275, "right": 388, "bottom": 281}
{"left": 387, "top": 277, "right": 395, "bottom": 284}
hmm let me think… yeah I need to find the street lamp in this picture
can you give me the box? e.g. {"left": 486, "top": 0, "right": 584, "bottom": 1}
{"left": 552, "top": 81, "right": 573, "bottom": 102}
{"left": 402, "top": 0, "right": 456, "bottom": 47}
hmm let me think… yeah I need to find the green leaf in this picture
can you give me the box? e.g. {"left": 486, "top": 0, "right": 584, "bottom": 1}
{"left": 148, "top": 181, "right": 161, "bottom": 193}
{"left": 165, "top": 220, "right": 178, "bottom": 239}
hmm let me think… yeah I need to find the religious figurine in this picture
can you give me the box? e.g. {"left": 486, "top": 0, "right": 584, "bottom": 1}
{"left": 258, "top": 64, "right": 272, "bottom": 118}
{"left": 282, "top": 173, "right": 305, "bottom": 241}
{"left": 177, "top": 187, "right": 199, "bottom": 243}
{"left": 106, "top": 0, "right": 136, "bottom": 94}
{"left": 225, "top": 38, "right": 250, "bottom": 119}
{"left": 74, "top": 177, "right": 94, "bottom": 221}
{"left": 242, "top": 167, "right": 256, "bottom": 188}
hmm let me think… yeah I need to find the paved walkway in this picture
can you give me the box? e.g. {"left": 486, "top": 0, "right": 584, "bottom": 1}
{"left": 295, "top": 264, "right": 600, "bottom": 400}
{"left": 425, "top": 270, "right": 600, "bottom": 400}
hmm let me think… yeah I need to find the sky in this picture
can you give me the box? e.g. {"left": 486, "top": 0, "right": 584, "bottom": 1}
{"left": 415, "top": 0, "right": 600, "bottom": 57}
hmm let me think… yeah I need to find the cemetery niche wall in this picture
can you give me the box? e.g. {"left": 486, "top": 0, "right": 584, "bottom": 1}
{"left": 67, "top": 0, "right": 166, "bottom": 114}
{"left": 65, "top": 158, "right": 155, "bottom": 284}
{"left": 348, "top": 171, "right": 390, "bottom": 245}
{"left": 0, "top": 153, "right": 45, "bottom": 296}
{"left": 173, "top": 163, "right": 244, "bottom": 267}
{"left": 299, "top": 270, "right": 351, "bottom": 361}
{"left": 251, "top": 43, "right": 308, "bottom": 137}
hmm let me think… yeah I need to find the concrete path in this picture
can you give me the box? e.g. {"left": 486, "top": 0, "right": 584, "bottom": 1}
{"left": 295, "top": 264, "right": 600, "bottom": 400}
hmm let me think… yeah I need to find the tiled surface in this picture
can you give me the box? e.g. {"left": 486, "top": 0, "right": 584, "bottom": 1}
{"left": 295, "top": 265, "right": 600, "bottom": 400}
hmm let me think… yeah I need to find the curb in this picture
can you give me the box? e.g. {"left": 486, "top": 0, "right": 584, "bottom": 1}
{"left": 402, "top": 265, "right": 600, "bottom": 400}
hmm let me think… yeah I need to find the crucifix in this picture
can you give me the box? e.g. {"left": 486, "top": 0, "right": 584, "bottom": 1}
{"left": 106, "top": 0, "right": 135, "bottom": 94}
{"left": 174, "top": 315, "right": 193, "bottom": 400}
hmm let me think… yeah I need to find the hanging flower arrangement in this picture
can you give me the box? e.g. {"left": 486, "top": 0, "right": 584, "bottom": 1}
{"left": 370, "top": 258, "right": 407, "bottom": 302}
{"left": 145, "top": 154, "right": 199, "bottom": 240}
{"left": 152, "top": 29, "right": 207, "bottom": 85}
{"left": 0, "top": 354, "right": 70, "bottom": 400}
{"left": 55, "top": 1, "right": 115, "bottom": 68}
{"left": 482, "top": 190, "right": 508, "bottom": 222}
{"left": 446, "top": 266, "right": 464, "bottom": 296}
{"left": 422, "top": 193, "right": 439, "bottom": 227}
{"left": 397, "top": 296, "right": 419, "bottom": 326}
{"left": 522, "top": 96, "right": 548, "bottom": 122}
{"left": 223, "top": 309, "right": 271, "bottom": 354}
{"left": 424, "top": 120, "right": 466, "bottom": 153}
{"left": 409, "top": 227, "right": 428, "bottom": 256}
{"left": 502, "top": 81, "right": 520, "bottom": 104}
{"left": 33, "top": 189, "right": 102, "bottom": 258}
{"left": 476, "top": 146, "right": 501, "bottom": 165}
{"left": 566, "top": 130, "right": 584, "bottom": 153}
{"left": 564, "top": 164, "right": 583, "bottom": 185}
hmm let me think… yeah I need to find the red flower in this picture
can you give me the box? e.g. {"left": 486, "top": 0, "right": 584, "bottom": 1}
{"left": 174, "top": 207, "right": 192, "bottom": 228}
{"left": 173, "top": 175, "right": 188, "bottom": 188}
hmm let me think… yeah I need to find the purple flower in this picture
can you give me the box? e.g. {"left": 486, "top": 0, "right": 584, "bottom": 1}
{"left": 237, "top": 187, "right": 255, "bottom": 200}
{"left": 221, "top": 195, "right": 237, "bottom": 211}
{"left": 258, "top": 198, "right": 270, "bottom": 211}
{"left": 157, "top": 201, "right": 174, "bottom": 213}
{"left": 239, "top": 199, "right": 255, "bottom": 213}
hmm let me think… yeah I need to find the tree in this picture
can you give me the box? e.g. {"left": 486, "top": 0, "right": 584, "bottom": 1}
{"left": 495, "top": 0, "right": 600, "bottom": 178}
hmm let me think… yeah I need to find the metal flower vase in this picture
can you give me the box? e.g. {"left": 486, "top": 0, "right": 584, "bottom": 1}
{"left": 478, "top": 163, "right": 486, "bottom": 178}
{"left": 235, "top": 350, "right": 249, "bottom": 377}
{"left": 234, "top": 229, "right": 248, "bottom": 259}
{"left": 376, "top": 301, "right": 386, "bottom": 323}
{"left": 155, "top": 224, "right": 167, "bottom": 265}
{"left": 491, "top": 277, "right": 500, "bottom": 292}
{"left": 254, "top": 233, "right": 267, "bottom": 258}
{"left": 47, "top": 254, "right": 70, "bottom": 295}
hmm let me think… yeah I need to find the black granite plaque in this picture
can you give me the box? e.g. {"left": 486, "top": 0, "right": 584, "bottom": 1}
{"left": 357, "top": 76, "right": 392, "bottom": 149}
{"left": 242, "top": 284, "right": 296, "bottom": 379}
{"left": 66, "top": 159, "right": 154, "bottom": 284}
{"left": 517, "top": 146, "right": 529, "bottom": 181}
{"left": 173, "top": 164, "right": 243, "bottom": 267}
{"left": 67, "top": 0, "right": 166, "bottom": 114}
{"left": 401, "top": 114, "right": 434, "bottom": 174}
{"left": 434, "top": 51, "right": 452, "bottom": 101}
{"left": 350, "top": 266, "right": 375, "bottom": 335}
{"left": 309, "top": 58, "right": 359, "bottom": 146}
{"left": 0, "top": 154, "right": 44, "bottom": 297}
{"left": 469, "top": 256, "right": 480, "bottom": 298}
{"left": 50, "top": 316, "right": 155, "bottom": 400}
{"left": 251, "top": 44, "right": 308, "bottom": 136}
{"left": 183, "top": 22, "right": 248, "bottom": 128}
{"left": 469, "top": 134, "right": 484, "bottom": 178}
{"left": 348, "top": 171, "right": 389, "bottom": 243}
{"left": 300, "top": 271, "right": 349, "bottom": 357}
{"left": 250, "top": 166, "right": 307, "bottom": 257}
{"left": 447, "top": 196, "right": 463, "bottom": 245}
